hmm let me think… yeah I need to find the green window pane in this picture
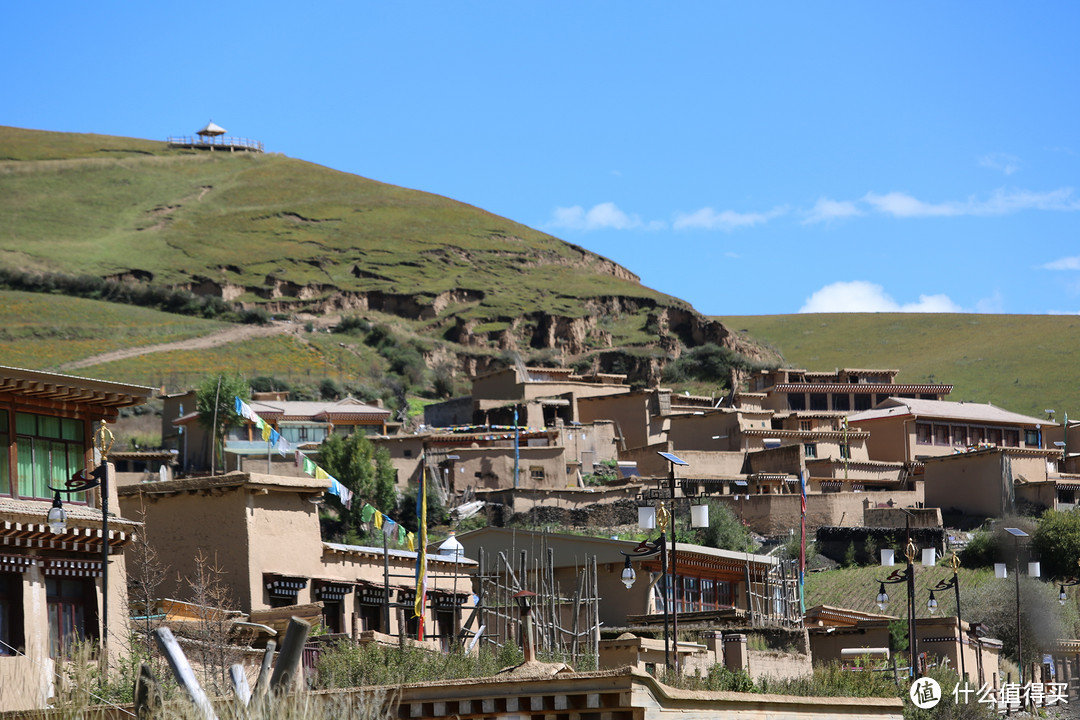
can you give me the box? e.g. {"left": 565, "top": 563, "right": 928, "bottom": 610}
{"left": 0, "top": 437, "right": 8, "bottom": 495}
{"left": 39, "top": 416, "right": 61, "bottom": 440}
{"left": 61, "top": 419, "right": 82, "bottom": 442}
{"left": 66, "top": 444, "right": 86, "bottom": 503}
{"left": 16, "top": 437, "right": 34, "bottom": 498}
{"left": 32, "top": 440, "right": 50, "bottom": 499}
{"left": 15, "top": 413, "right": 35, "bottom": 435}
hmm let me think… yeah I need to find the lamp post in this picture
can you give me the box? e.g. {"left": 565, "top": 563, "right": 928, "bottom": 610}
{"left": 512, "top": 590, "right": 537, "bottom": 662}
{"left": 928, "top": 551, "right": 966, "bottom": 680}
{"left": 1003, "top": 528, "right": 1032, "bottom": 685}
{"left": 621, "top": 526, "right": 669, "bottom": 666}
{"left": 621, "top": 451, "right": 709, "bottom": 673}
{"left": 876, "top": 536, "right": 920, "bottom": 677}
{"left": 48, "top": 423, "right": 113, "bottom": 664}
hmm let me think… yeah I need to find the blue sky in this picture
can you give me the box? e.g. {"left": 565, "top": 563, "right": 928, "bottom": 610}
{"left": 6, "top": 3, "right": 1080, "bottom": 316}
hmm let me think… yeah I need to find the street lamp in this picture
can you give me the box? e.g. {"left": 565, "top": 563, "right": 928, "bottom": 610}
{"left": 621, "top": 452, "right": 709, "bottom": 672}
{"left": 1003, "top": 528, "right": 1033, "bottom": 685}
{"left": 928, "top": 551, "right": 966, "bottom": 680}
{"left": 876, "top": 536, "right": 920, "bottom": 677}
{"left": 621, "top": 557, "right": 636, "bottom": 589}
{"left": 620, "top": 529, "right": 668, "bottom": 666}
{"left": 1057, "top": 559, "right": 1080, "bottom": 605}
{"left": 47, "top": 424, "right": 113, "bottom": 664}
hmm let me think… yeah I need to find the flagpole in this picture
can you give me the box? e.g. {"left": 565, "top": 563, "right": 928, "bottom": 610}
{"left": 799, "top": 469, "right": 807, "bottom": 614}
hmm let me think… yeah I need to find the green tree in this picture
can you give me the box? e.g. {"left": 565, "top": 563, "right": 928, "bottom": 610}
{"left": 319, "top": 433, "right": 399, "bottom": 542}
{"left": 688, "top": 500, "right": 757, "bottom": 552}
{"left": 373, "top": 447, "right": 397, "bottom": 514}
{"left": 195, "top": 373, "right": 249, "bottom": 474}
{"left": 961, "top": 571, "right": 1076, "bottom": 670}
{"left": 1033, "top": 508, "right": 1080, "bottom": 579}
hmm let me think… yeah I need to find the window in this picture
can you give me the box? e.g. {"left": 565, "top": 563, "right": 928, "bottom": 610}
{"left": 970, "top": 427, "right": 986, "bottom": 444}
{"left": 854, "top": 394, "right": 872, "bottom": 411}
{"left": 47, "top": 577, "right": 97, "bottom": 658}
{"left": 987, "top": 428, "right": 1002, "bottom": 445}
{"left": 787, "top": 394, "right": 806, "bottom": 411}
{"left": 809, "top": 394, "right": 828, "bottom": 411}
{"left": 0, "top": 572, "right": 24, "bottom": 656}
{"left": 357, "top": 604, "right": 381, "bottom": 632}
{"left": 403, "top": 449, "right": 412, "bottom": 458}
{"left": 529, "top": 466, "right": 545, "bottom": 482}
{"left": 0, "top": 410, "right": 8, "bottom": 496}
{"left": 655, "top": 575, "right": 733, "bottom": 613}
{"left": 832, "top": 394, "right": 850, "bottom": 411}
{"left": 15, "top": 413, "right": 85, "bottom": 501}
{"left": 1003, "top": 430, "right": 1019, "bottom": 448}
{"left": 799, "top": 420, "right": 812, "bottom": 432}
{"left": 935, "top": 425, "right": 950, "bottom": 445}
{"left": 840, "top": 444, "right": 851, "bottom": 459}
{"left": 952, "top": 426, "right": 967, "bottom": 446}
{"left": 804, "top": 443, "right": 817, "bottom": 458}
{"left": 916, "top": 423, "right": 932, "bottom": 445}
{"left": 1024, "top": 429, "right": 1040, "bottom": 447}
{"left": 681, "top": 577, "right": 699, "bottom": 613}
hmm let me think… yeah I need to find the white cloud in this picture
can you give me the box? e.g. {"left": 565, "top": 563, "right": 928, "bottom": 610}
{"left": 803, "top": 197, "right": 862, "bottom": 225}
{"left": 673, "top": 205, "right": 786, "bottom": 231}
{"left": 546, "top": 202, "right": 663, "bottom": 231}
{"left": 978, "top": 153, "right": 1020, "bottom": 175}
{"left": 1043, "top": 256, "right": 1080, "bottom": 271}
{"left": 798, "top": 281, "right": 963, "bottom": 313}
{"left": 863, "top": 188, "right": 1080, "bottom": 218}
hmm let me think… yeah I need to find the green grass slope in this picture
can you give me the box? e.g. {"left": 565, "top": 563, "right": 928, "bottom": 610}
{"left": 0, "top": 291, "right": 225, "bottom": 370}
{"left": 0, "top": 126, "right": 676, "bottom": 321}
{"left": 718, "top": 313, "right": 1080, "bottom": 417}
{"left": 0, "top": 291, "right": 396, "bottom": 391}
{"left": 804, "top": 564, "right": 995, "bottom": 618}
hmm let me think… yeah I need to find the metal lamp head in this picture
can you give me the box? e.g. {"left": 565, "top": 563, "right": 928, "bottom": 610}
{"left": 48, "top": 491, "right": 67, "bottom": 533}
{"left": 876, "top": 582, "right": 889, "bottom": 611}
{"left": 621, "top": 556, "right": 636, "bottom": 589}
{"left": 927, "top": 590, "right": 938, "bottom": 614}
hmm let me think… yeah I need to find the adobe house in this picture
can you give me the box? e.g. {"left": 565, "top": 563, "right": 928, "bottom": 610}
{"left": 0, "top": 366, "right": 153, "bottom": 711}
{"left": 118, "top": 472, "right": 476, "bottom": 645}
{"left": 848, "top": 397, "right": 1055, "bottom": 464}
{"left": 805, "top": 605, "right": 1001, "bottom": 687}
{"left": 163, "top": 391, "right": 390, "bottom": 474}
{"left": 748, "top": 368, "right": 952, "bottom": 413}
{"left": 373, "top": 422, "right": 619, "bottom": 493}
{"left": 923, "top": 445, "right": 1064, "bottom": 519}
{"left": 427, "top": 366, "right": 631, "bottom": 429}
{"left": 383, "top": 666, "right": 904, "bottom": 720}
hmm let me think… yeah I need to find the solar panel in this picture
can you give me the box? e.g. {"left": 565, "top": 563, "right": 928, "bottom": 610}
{"left": 656, "top": 451, "right": 688, "bottom": 466}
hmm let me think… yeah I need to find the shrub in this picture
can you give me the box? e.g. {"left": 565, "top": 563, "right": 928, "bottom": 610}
{"left": 692, "top": 500, "right": 757, "bottom": 552}
{"left": 239, "top": 307, "right": 271, "bottom": 325}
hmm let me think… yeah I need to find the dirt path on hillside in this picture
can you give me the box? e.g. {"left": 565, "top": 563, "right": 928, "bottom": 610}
{"left": 59, "top": 322, "right": 302, "bottom": 371}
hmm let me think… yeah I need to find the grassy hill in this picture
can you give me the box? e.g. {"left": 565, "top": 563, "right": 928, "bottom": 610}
{"left": 0, "top": 125, "right": 777, "bottom": 396}
{"left": 718, "top": 313, "right": 1080, "bottom": 417}
{"left": 0, "top": 126, "right": 668, "bottom": 320}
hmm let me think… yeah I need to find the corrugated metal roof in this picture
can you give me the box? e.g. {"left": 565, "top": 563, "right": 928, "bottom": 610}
{"left": 849, "top": 398, "right": 1053, "bottom": 426}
